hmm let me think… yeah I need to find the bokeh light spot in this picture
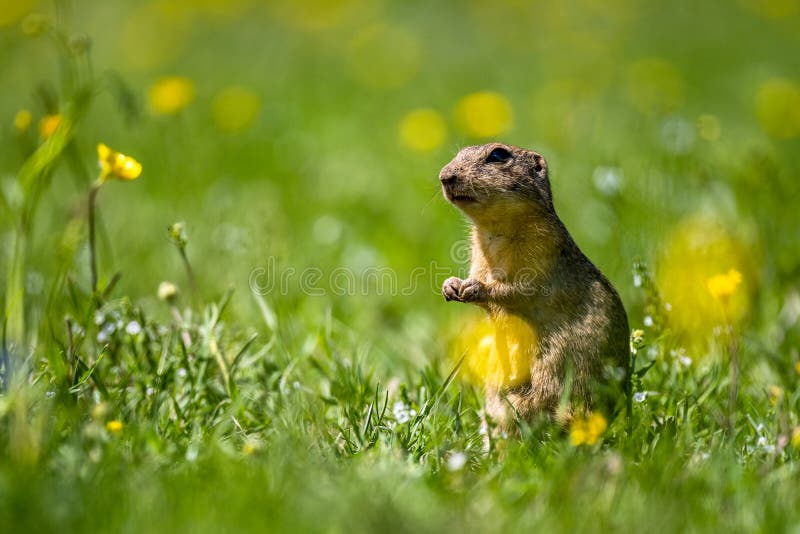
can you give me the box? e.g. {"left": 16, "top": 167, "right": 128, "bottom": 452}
{"left": 398, "top": 109, "right": 447, "bottom": 152}
{"left": 454, "top": 91, "right": 513, "bottom": 138}
{"left": 739, "top": 0, "right": 798, "bottom": 19}
{"left": 269, "top": 0, "right": 368, "bottom": 31}
{"left": 0, "top": 0, "right": 36, "bottom": 26}
{"left": 697, "top": 114, "right": 721, "bottom": 141}
{"left": 212, "top": 86, "right": 261, "bottom": 132}
{"left": 148, "top": 76, "right": 195, "bottom": 115}
{"left": 755, "top": 78, "right": 800, "bottom": 139}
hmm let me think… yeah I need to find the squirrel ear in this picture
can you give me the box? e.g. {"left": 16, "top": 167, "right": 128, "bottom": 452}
{"left": 530, "top": 154, "right": 553, "bottom": 206}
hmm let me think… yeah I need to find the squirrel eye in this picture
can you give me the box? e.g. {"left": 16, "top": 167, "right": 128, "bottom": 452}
{"left": 486, "top": 147, "right": 512, "bottom": 163}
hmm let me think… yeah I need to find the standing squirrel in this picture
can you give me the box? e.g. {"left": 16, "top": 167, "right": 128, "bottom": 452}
{"left": 439, "top": 143, "right": 629, "bottom": 430}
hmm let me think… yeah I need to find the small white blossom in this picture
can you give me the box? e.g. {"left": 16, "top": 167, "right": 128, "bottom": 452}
{"left": 393, "top": 401, "right": 413, "bottom": 424}
{"left": 125, "top": 320, "right": 142, "bottom": 336}
{"left": 643, "top": 315, "right": 654, "bottom": 327}
{"left": 592, "top": 166, "right": 623, "bottom": 196}
{"left": 633, "top": 273, "right": 642, "bottom": 288}
{"left": 94, "top": 311, "right": 106, "bottom": 325}
{"left": 446, "top": 451, "right": 468, "bottom": 471}
{"left": 679, "top": 355, "right": 692, "bottom": 368}
{"left": 634, "top": 391, "right": 647, "bottom": 403}
{"left": 177, "top": 368, "right": 188, "bottom": 378}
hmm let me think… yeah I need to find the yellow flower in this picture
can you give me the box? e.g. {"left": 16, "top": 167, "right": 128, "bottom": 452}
{"left": 97, "top": 143, "right": 142, "bottom": 182}
{"left": 706, "top": 269, "right": 742, "bottom": 301}
{"left": 13, "top": 109, "right": 32, "bottom": 132}
{"left": 767, "top": 385, "right": 783, "bottom": 406}
{"left": 569, "top": 412, "right": 608, "bottom": 446}
{"left": 148, "top": 76, "right": 194, "bottom": 115}
{"left": 105, "top": 420, "right": 123, "bottom": 433}
{"left": 795, "top": 361, "right": 800, "bottom": 376}
{"left": 398, "top": 108, "right": 447, "bottom": 152}
{"left": 793, "top": 427, "right": 800, "bottom": 448}
{"left": 157, "top": 281, "right": 178, "bottom": 302}
{"left": 457, "top": 315, "right": 536, "bottom": 389}
{"left": 454, "top": 91, "right": 512, "bottom": 138}
{"left": 39, "top": 113, "right": 62, "bottom": 139}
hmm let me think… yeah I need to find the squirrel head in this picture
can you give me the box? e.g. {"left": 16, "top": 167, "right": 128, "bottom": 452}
{"left": 438, "top": 143, "right": 554, "bottom": 225}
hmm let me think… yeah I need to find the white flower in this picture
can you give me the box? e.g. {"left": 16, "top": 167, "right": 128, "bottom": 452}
{"left": 94, "top": 311, "right": 106, "bottom": 325}
{"left": 679, "top": 355, "right": 692, "bottom": 368}
{"left": 633, "top": 273, "right": 642, "bottom": 288}
{"left": 177, "top": 368, "right": 188, "bottom": 378}
{"left": 446, "top": 451, "right": 467, "bottom": 471}
{"left": 592, "top": 166, "right": 623, "bottom": 196}
{"left": 756, "top": 436, "right": 775, "bottom": 454}
{"left": 634, "top": 391, "right": 647, "bottom": 403}
{"left": 393, "top": 401, "right": 413, "bottom": 424}
{"left": 643, "top": 315, "right": 653, "bottom": 327}
{"left": 125, "top": 320, "right": 142, "bottom": 336}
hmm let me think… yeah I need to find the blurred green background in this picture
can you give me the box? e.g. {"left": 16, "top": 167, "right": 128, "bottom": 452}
{"left": 2, "top": 1, "right": 800, "bottom": 531}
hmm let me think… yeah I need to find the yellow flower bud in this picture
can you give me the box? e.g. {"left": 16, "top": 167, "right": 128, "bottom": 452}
{"left": 97, "top": 143, "right": 142, "bottom": 182}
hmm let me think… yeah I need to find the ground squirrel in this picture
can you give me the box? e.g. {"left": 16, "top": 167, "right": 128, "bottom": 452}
{"left": 439, "top": 143, "right": 629, "bottom": 430}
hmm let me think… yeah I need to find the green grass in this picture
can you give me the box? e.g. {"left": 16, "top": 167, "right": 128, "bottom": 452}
{"left": 1, "top": 1, "right": 800, "bottom": 532}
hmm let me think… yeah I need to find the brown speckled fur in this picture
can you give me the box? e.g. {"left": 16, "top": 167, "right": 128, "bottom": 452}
{"left": 439, "top": 143, "right": 629, "bottom": 431}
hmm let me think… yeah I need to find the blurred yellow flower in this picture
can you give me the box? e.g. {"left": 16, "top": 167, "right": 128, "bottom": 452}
{"left": 795, "top": 361, "right": 800, "bottom": 376}
{"left": 242, "top": 441, "right": 260, "bottom": 455}
{"left": 97, "top": 143, "right": 142, "bottom": 182}
{"left": 740, "top": 0, "right": 798, "bottom": 19}
{"left": 706, "top": 269, "right": 743, "bottom": 301}
{"left": 755, "top": 78, "right": 800, "bottom": 139}
{"left": 13, "top": 109, "right": 32, "bottom": 132}
{"left": 625, "top": 58, "right": 684, "bottom": 114}
{"left": 455, "top": 91, "right": 512, "bottom": 138}
{"left": 91, "top": 402, "right": 109, "bottom": 421}
{"left": 38, "top": 114, "right": 61, "bottom": 139}
{"left": 569, "top": 412, "right": 607, "bottom": 446}
{"left": 158, "top": 281, "right": 178, "bottom": 302}
{"left": 212, "top": 85, "right": 260, "bottom": 132}
{"left": 697, "top": 114, "right": 721, "bottom": 141}
{"left": 767, "top": 385, "right": 783, "bottom": 406}
{"left": 0, "top": 0, "right": 36, "bottom": 27}
{"left": 269, "top": 0, "right": 367, "bottom": 31}
{"left": 148, "top": 76, "right": 195, "bottom": 115}
{"left": 457, "top": 315, "right": 535, "bottom": 389}
{"left": 658, "top": 216, "right": 756, "bottom": 349}
{"left": 398, "top": 109, "right": 447, "bottom": 152}
{"left": 793, "top": 427, "right": 800, "bottom": 448}
{"left": 105, "top": 420, "right": 123, "bottom": 433}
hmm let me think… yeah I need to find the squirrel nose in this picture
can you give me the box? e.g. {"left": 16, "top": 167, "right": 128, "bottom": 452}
{"left": 439, "top": 173, "right": 458, "bottom": 185}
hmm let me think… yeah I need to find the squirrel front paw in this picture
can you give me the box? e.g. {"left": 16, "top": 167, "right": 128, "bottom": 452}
{"left": 442, "top": 277, "right": 463, "bottom": 301}
{"left": 442, "top": 277, "right": 487, "bottom": 303}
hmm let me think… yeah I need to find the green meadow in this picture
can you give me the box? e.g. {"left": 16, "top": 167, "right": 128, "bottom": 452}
{"left": 1, "top": 0, "right": 799, "bottom": 531}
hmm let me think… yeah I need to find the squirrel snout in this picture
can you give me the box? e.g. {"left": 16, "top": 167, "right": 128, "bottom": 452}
{"left": 439, "top": 173, "right": 459, "bottom": 185}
